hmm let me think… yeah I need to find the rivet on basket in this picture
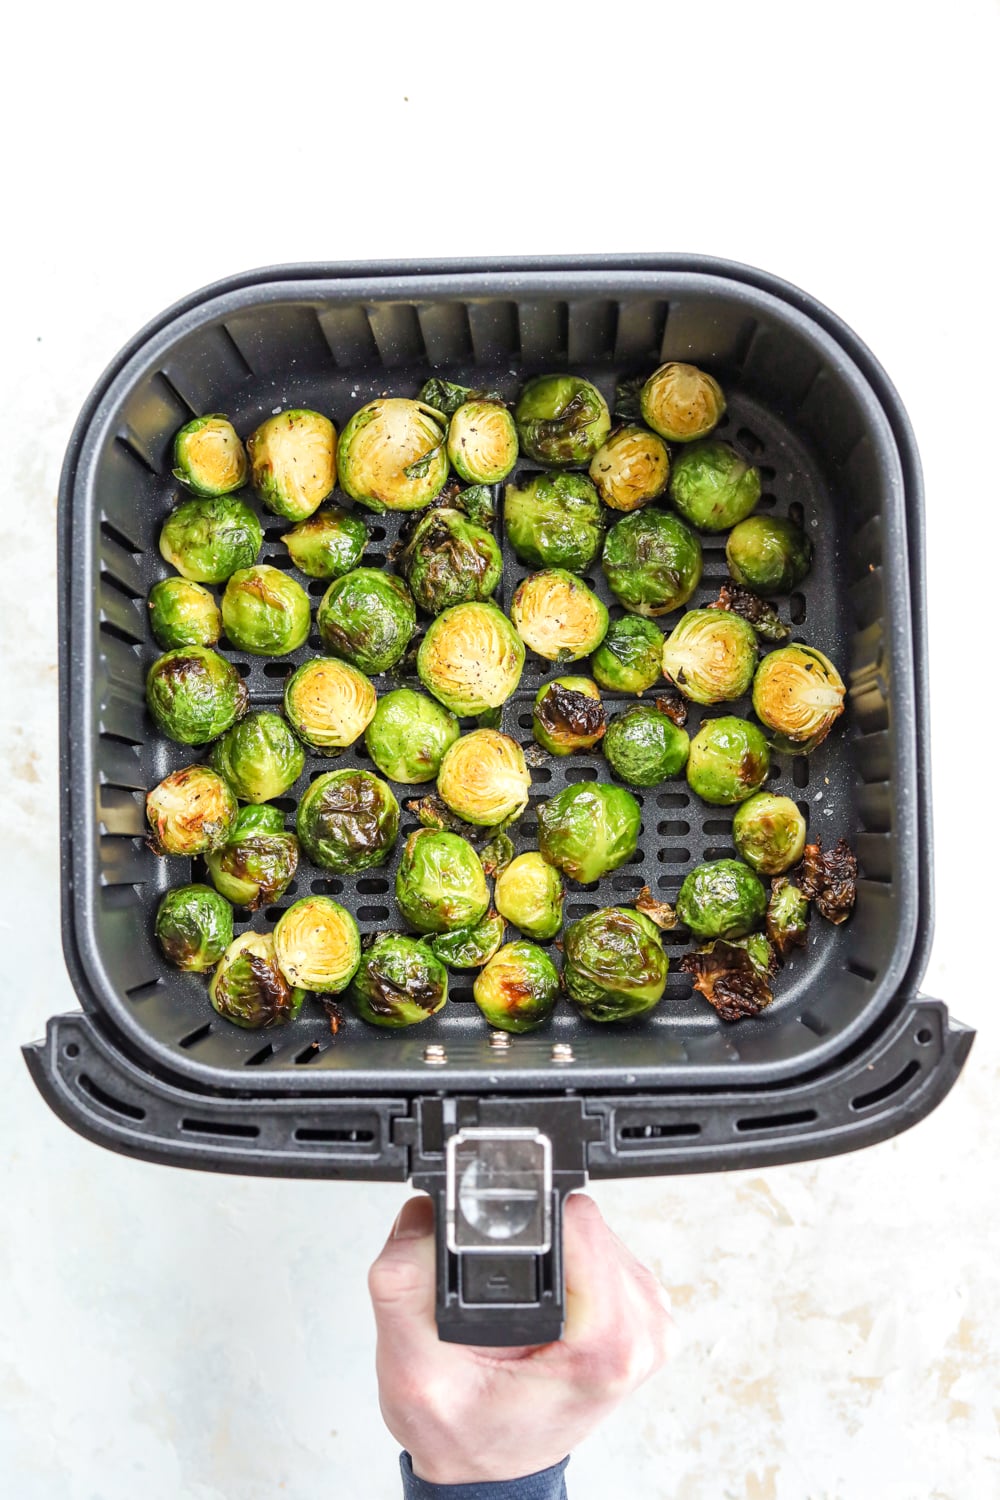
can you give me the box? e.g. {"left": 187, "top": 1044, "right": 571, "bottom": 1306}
{"left": 423, "top": 1043, "right": 448, "bottom": 1065}
{"left": 551, "top": 1043, "right": 575, "bottom": 1064}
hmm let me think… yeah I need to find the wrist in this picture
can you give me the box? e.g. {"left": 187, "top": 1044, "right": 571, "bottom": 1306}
{"left": 401, "top": 1451, "right": 570, "bottom": 1496}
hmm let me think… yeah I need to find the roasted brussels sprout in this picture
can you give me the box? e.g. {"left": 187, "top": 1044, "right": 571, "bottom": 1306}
{"left": 602, "top": 510, "right": 702, "bottom": 616}
{"left": 205, "top": 804, "right": 300, "bottom": 909}
{"left": 727, "top": 514, "right": 813, "bottom": 594}
{"left": 146, "top": 647, "right": 248, "bottom": 745}
{"left": 473, "top": 941, "right": 560, "bottom": 1032}
{"left": 349, "top": 933, "right": 448, "bottom": 1027}
{"left": 732, "top": 793, "right": 807, "bottom": 876}
{"left": 515, "top": 375, "right": 611, "bottom": 467}
{"left": 669, "top": 441, "right": 761, "bottom": 532}
{"left": 511, "top": 569, "right": 608, "bottom": 662}
{"left": 154, "top": 883, "right": 233, "bottom": 972}
{"left": 400, "top": 507, "right": 502, "bottom": 615}
{"left": 209, "top": 710, "right": 305, "bottom": 803}
{"left": 447, "top": 400, "right": 519, "bottom": 484}
{"left": 503, "top": 472, "right": 605, "bottom": 571}
{"left": 159, "top": 494, "right": 263, "bottom": 584}
{"left": 172, "top": 414, "right": 249, "bottom": 496}
{"left": 394, "top": 829, "right": 489, "bottom": 933}
{"left": 296, "top": 769, "right": 399, "bottom": 873}
{"left": 338, "top": 399, "right": 448, "bottom": 512}
{"left": 603, "top": 704, "right": 689, "bottom": 787}
{"left": 248, "top": 409, "right": 337, "bottom": 522}
{"left": 590, "top": 616, "right": 663, "bottom": 695}
{"left": 494, "top": 852, "right": 564, "bottom": 941}
{"left": 417, "top": 601, "right": 524, "bottom": 716}
{"left": 563, "top": 907, "right": 668, "bottom": 1022}
{"left": 281, "top": 505, "right": 368, "bottom": 579}
{"left": 221, "top": 565, "right": 311, "bottom": 656}
{"left": 364, "top": 689, "right": 459, "bottom": 784}
{"left": 752, "top": 645, "right": 846, "bottom": 753}
{"left": 284, "top": 658, "right": 377, "bottom": 753}
{"left": 537, "top": 782, "right": 640, "bottom": 884}
{"left": 532, "top": 677, "right": 606, "bottom": 756}
{"left": 640, "top": 363, "right": 726, "bottom": 443}
{"left": 273, "top": 895, "right": 361, "bottom": 993}
{"left": 437, "top": 729, "right": 531, "bottom": 826}
{"left": 676, "top": 859, "right": 767, "bottom": 940}
{"left": 428, "top": 909, "right": 506, "bottom": 969}
{"left": 766, "top": 877, "right": 810, "bottom": 955}
{"left": 661, "top": 608, "right": 758, "bottom": 705}
{"left": 679, "top": 935, "right": 777, "bottom": 1021}
{"left": 210, "top": 931, "right": 305, "bottom": 1029}
{"left": 148, "top": 578, "right": 222, "bottom": 649}
{"left": 316, "top": 568, "right": 416, "bottom": 675}
{"left": 588, "top": 426, "right": 670, "bottom": 511}
{"left": 687, "top": 716, "right": 770, "bottom": 805}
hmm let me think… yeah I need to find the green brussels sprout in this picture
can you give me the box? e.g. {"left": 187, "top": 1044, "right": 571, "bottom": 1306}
{"left": 428, "top": 909, "right": 506, "bottom": 969}
{"left": 660, "top": 608, "right": 758, "bottom": 705}
{"left": 364, "top": 689, "right": 459, "bottom": 784}
{"left": 640, "top": 363, "right": 726, "bottom": 443}
{"left": 601, "top": 510, "right": 702, "bottom": 616}
{"left": 284, "top": 658, "right": 376, "bottom": 752}
{"left": 349, "top": 933, "right": 448, "bottom": 1027}
{"left": 437, "top": 729, "right": 531, "bottom": 826}
{"left": 209, "top": 931, "right": 305, "bottom": 1029}
{"left": 473, "top": 941, "right": 560, "bottom": 1032}
{"left": 447, "top": 400, "right": 519, "bottom": 484}
{"left": 273, "top": 895, "right": 361, "bottom": 993}
{"left": 494, "top": 852, "right": 564, "bottom": 941}
{"left": 752, "top": 645, "right": 846, "bottom": 753}
{"left": 504, "top": 472, "right": 605, "bottom": 572}
{"left": 338, "top": 398, "right": 448, "bottom": 512}
{"left": 147, "top": 578, "right": 222, "bottom": 650}
{"left": 515, "top": 375, "right": 611, "bottom": 467}
{"left": 146, "top": 764, "right": 238, "bottom": 855}
{"left": 563, "top": 907, "right": 668, "bottom": 1022}
{"left": 316, "top": 568, "right": 416, "bottom": 674}
{"left": 159, "top": 494, "right": 263, "bottom": 584}
{"left": 205, "top": 804, "right": 300, "bottom": 909}
{"left": 209, "top": 710, "right": 305, "bottom": 803}
{"left": 221, "top": 565, "right": 311, "bottom": 656}
{"left": 766, "top": 877, "right": 810, "bottom": 955}
{"left": 588, "top": 426, "right": 670, "bottom": 511}
{"left": 417, "top": 601, "right": 524, "bottom": 716}
{"left": 394, "top": 829, "right": 489, "bottom": 933}
{"left": 281, "top": 505, "right": 368, "bottom": 579}
{"left": 687, "top": 716, "right": 770, "bottom": 805}
{"left": 537, "top": 782, "right": 641, "bottom": 884}
{"left": 172, "top": 414, "right": 249, "bottom": 496}
{"left": 676, "top": 858, "right": 767, "bottom": 940}
{"left": 726, "top": 514, "right": 813, "bottom": 594}
{"left": 400, "top": 507, "right": 502, "bottom": 616}
{"left": 533, "top": 677, "right": 606, "bottom": 756}
{"left": 146, "top": 647, "right": 248, "bottom": 745}
{"left": 154, "top": 883, "right": 233, "bottom": 972}
{"left": 669, "top": 441, "right": 761, "bottom": 532}
{"left": 733, "top": 793, "right": 807, "bottom": 876}
{"left": 590, "top": 616, "right": 663, "bottom": 695}
{"left": 603, "top": 704, "right": 689, "bottom": 787}
{"left": 247, "top": 409, "right": 337, "bottom": 521}
{"left": 511, "top": 569, "right": 608, "bottom": 662}
{"left": 296, "top": 768, "right": 399, "bottom": 873}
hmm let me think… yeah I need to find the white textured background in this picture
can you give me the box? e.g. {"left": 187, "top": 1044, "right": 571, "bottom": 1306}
{"left": 2, "top": 3, "right": 997, "bottom": 1496}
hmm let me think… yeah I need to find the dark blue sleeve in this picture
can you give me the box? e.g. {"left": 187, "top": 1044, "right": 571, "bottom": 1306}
{"left": 400, "top": 1452, "right": 569, "bottom": 1499}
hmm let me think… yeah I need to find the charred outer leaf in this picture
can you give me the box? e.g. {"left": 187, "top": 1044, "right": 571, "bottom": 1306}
{"left": 680, "top": 938, "right": 778, "bottom": 1021}
{"left": 709, "top": 580, "right": 789, "bottom": 643}
{"left": 635, "top": 886, "right": 677, "bottom": 931}
{"left": 796, "top": 838, "right": 858, "bottom": 924}
{"left": 655, "top": 689, "right": 689, "bottom": 729}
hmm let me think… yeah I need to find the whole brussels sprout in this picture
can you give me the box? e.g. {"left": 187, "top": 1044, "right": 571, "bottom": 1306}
{"left": 146, "top": 763, "right": 238, "bottom": 856}
{"left": 247, "top": 409, "right": 336, "bottom": 522}
{"left": 273, "top": 895, "right": 361, "bottom": 993}
{"left": 726, "top": 514, "right": 813, "bottom": 594}
{"left": 428, "top": 910, "right": 506, "bottom": 969}
{"left": 316, "top": 568, "right": 416, "bottom": 675}
{"left": 447, "top": 400, "right": 519, "bottom": 484}
{"left": 417, "top": 601, "right": 524, "bottom": 716}
{"left": 338, "top": 399, "right": 448, "bottom": 512}
{"left": 590, "top": 616, "right": 663, "bottom": 695}
{"left": 733, "top": 793, "right": 807, "bottom": 876}
{"left": 533, "top": 677, "right": 606, "bottom": 756}
{"left": 752, "top": 644, "right": 845, "bottom": 753}
{"left": 473, "top": 941, "right": 560, "bottom": 1032}
{"left": 281, "top": 505, "right": 368, "bottom": 579}
{"left": 221, "top": 565, "right": 311, "bottom": 656}
{"left": 349, "top": 933, "right": 448, "bottom": 1028}
{"left": 159, "top": 494, "right": 263, "bottom": 584}
{"left": 602, "top": 510, "right": 702, "bottom": 616}
{"left": 284, "top": 658, "right": 376, "bottom": 752}
{"left": 297, "top": 769, "right": 399, "bottom": 873}
{"left": 394, "top": 829, "right": 489, "bottom": 933}
{"left": 148, "top": 578, "right": 222, "bottom": 651}
{"left": 146, "top": 647, "right": 248, "bottom": 745}
{"left": 604, "top": 704, "right": 689, "bottom": 787}
{"left": 589, "top": 426, "right": 670, "bottom": 511}
{"left": 515, "top": 375, "right": 611, "bottom": 466}
{"left": 205, "top": 804, "right": 300, "bottom": 909}
{"left": 563, "top": 907, "right": 668, "bottom": 1022}
{"left": 437, "top": 729, "right": 531, "bottom": 826}
{"left": 494, "top": 852, "right": 564, "bottom": 941}
{"left": 676, "top": 859, "right": 767, "bottom": 940}
{"left": 687, "top": 716, "right": 770, "bottom": 805}
{"left": 640, "top": 363, "right": 726, "bottom": 443}
{"left": 400, "top": 507, "right": 502, "bottom": 615}
{"left": 172, "top": 414, "right": 249, "bottom": 496}
{"left": 209, "top": 710, "right": 305, "bottom": 803}
{"left": 364, "top": 689, "right": 459, "bottom": 784}
{"left": 661, "top": 608, "right": 758, "bottom": 704}
{"left": 155, "top": 883, "right": 233, "bottom": 972}
{"left": 669, "top": 441, "right": 761, "bottom": 532}
{"left": 511, "top": 569, "right": 608, "bottom": 662}
{"left": 504, "top": 472, "right": 605, "bottom": 572}
{"left": 210, "top": 931, "right": 305, "bottom": 1029}
{"left": 537, "top": 782, "right": 640, "bottom": 884}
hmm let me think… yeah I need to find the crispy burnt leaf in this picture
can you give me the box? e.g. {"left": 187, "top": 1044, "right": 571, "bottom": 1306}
{"left": 535, "top": 682, "right": 607, "bottom": 745}
{"left": 796, "top": 838, "right": 857, "bottom": 924}
{"left": 614, "top": 374, "right": 646, "bottom": 422}
{"left": 635, "top": 886, "right": 677, "bottom": 930}
{"left": 709, "top": 580, "right": 789, "bottom": 643}
{"left": 766, "top": 877, "right": 810, "bottom": 955}
{"left": 405, "top": 794, "right": 473, "bottom": 835}
{"left": 680, "top": 936, "right": 778, "bottom": 1022}
{"left": 655, "top": 688, "right": 689, "bottom": 729}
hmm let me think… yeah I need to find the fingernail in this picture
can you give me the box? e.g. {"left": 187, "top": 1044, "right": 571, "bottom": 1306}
{"left": 393, "top": 1197, "right": 433, "bottom": 1239}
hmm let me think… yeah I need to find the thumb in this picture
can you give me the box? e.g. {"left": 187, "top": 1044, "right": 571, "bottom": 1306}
{"left": 368, "top": 1195, "right": 439, "bottom": 1360}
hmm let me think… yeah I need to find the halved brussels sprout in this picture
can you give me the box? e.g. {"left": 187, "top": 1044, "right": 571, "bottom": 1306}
{"left": 669, "top": 441, "right": 761, "bottom": 532}
{"left": 766, "top": 877, "right": 810, "bottom": 955}
{"left": 400, "top": 507, "right": 502, "bottom": 615}
{"left": 676, "top": 858, "right": 767, "bottom": 940}
{"left": 533, "top": 677, "right": 606, "bottom": 756}
{"left": 338, "top": 399, "right": 448, "bottom": 512}
{"left": 221, "top": 565, "right": 311, "bottom": 656}
{"left": 504, "top": 472, "right": 605, "bottom": 571}
{"left": 209, "top": 931, "right": 305, "bottom": 1029}
{"left": 537, "top": 782, "right": 640, "bottom": 884}
{"left": 687, "top": 716, "right": 770, "bottom": 805}
{"left": 349, "top": 933, "right": 448, "bottom": 1027}
{"left": 494, "top": 852, "right": 564, "bottom": 941}
{"left": 511, "top": 569, "right": 608, "bottom": 662}
{"left": 473, "top": 941, "right": 560, "bottom": 1032}
{"left": 733, "top": 793, "right": 807, "bottom": 876}
{"left": 515, "top": 375, "right": 611, "bottom": 466}
{"left": 590, "top": 616, "right": 663, "bottom": 695}
{"left": 428, "top": 910, "right": 506, "bottom": 969}
{"left": 437, "top": 729, "right": 531, "bottom": 826}
{"left": 588, "top": 426, "right": 670, "bottom": 511}
{"left": 447, "top": 400, "right": 519, "bottom": 484}
{"left": 603, "top": 704, "right": 689, "bottom": 787}
{"left": 296, "top": 769, "right": 399, "bottom": 873}
{"left": 394, "top": 829, "right": 489, "bottom": 933}
{"left": 284, "top": 658, "right": 376, "bottom": 753}
{"left": 364, "top": 689, "right": 459, "bottom": 784}
{"left": 316, "top": 568, "right": 416, "bottom": 675}
{"left": 417, "top": 601, "right": 524, "bottom": 716}
{"left": 752, "top": 645, "right": 846, "bottom": 753}
{"left": 172, "top": 414, "right": 249, "bottom": 496}
{"left": 640, "top": 363, "right": 726, "bottom": 443}
{"left": 273, "top": 895, "right": 361, "bottom": 993}
{"left": 209, "top": 710, "right": 305, "bottom": 803}
{"left": 601, "top": 510, "right": 702, "bottom": 616}
{"left": 148, "top": 578, "right": 222, "bottom": 650}
{"left": 661, "top": 608, "right": 758, "bottom": 704}
{"left": 159, "top": 494, "right": 263, "bottom": 584}
{"left": 248, "top": 409, "right": 337, "bottom": 522}
{"left": 281, "top": 505, "right": 368, "bottom": 579}
{"left": 146, "top": 647, "right": 248, "bottom": 746}
{"left": 205, "top": 804, "right": 300, "bottom": 909}
{"left": 726, "top": 514, "right": 813, "bottom": 594}
{"left": 563, "top": 907, "right": 668, "bottom": 1022}
{"left": 155, "top": 883, "right": 233, "bottom": 971}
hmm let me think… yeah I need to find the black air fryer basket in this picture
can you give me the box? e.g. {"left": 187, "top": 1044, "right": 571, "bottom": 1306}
{"left": 27, "top": 256, "right": 972, "bottom": 1344}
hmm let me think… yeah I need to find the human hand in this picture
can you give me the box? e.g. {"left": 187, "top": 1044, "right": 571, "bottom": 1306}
{"left": 368, "top": 1191, "right": 672, "bottom": 1486}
